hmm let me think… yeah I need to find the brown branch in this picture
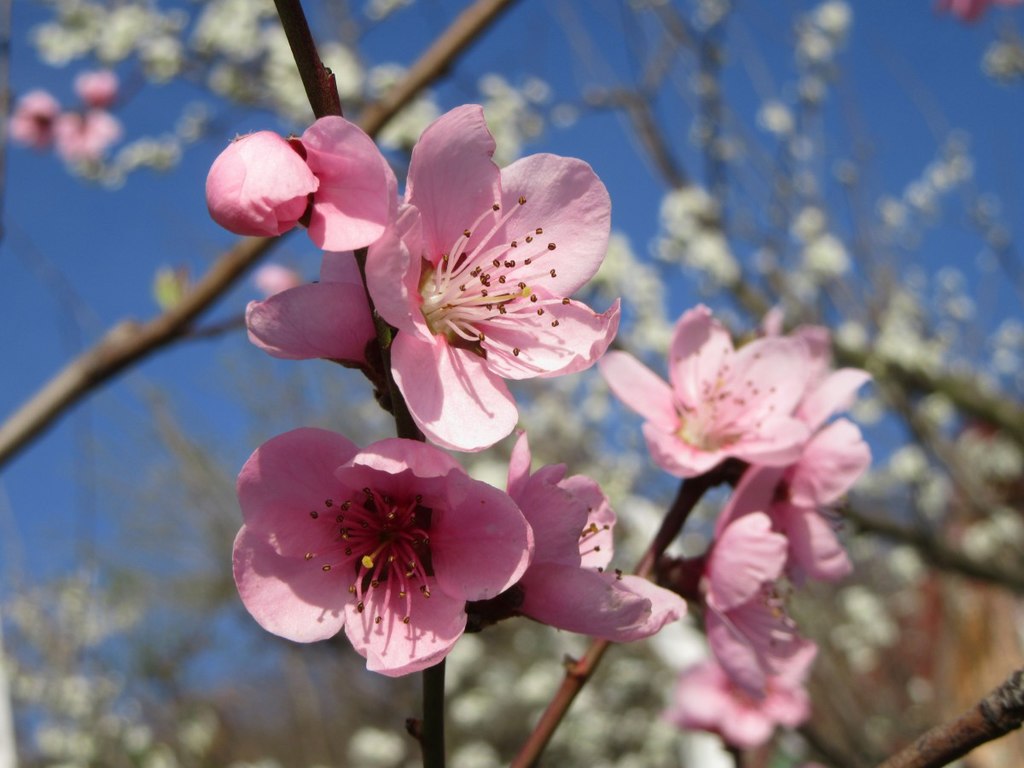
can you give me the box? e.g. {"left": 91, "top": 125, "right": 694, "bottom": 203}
{"left": 510, "top": 469, "right": 726, "bottom": 768}
{"left": 875, "top": 667, "right": 1024, "bottom": 768}
{"left": 274, "top": 0, "right": 342, "bottom": 118}
{"left": 0, "top": 0, "right": 521, "bottom": 470}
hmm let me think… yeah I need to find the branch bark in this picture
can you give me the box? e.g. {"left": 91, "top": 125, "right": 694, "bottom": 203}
{"left": 875, "top": 667, "right": 1024, "bottom": 768}
{"left": 0, "top": 0, "right": 520, "bottom": 470}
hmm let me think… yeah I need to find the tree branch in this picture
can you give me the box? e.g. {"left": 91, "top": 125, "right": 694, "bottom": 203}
{"left": 0, "top": 0, "right": 521, "bottom": 470}
{"left": 875, "top": 667, "right": 1024, "bottom": 768}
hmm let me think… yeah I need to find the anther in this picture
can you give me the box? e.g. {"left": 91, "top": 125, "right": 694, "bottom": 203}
{"left": 463, "top": 229, "right": 471, "bottom": 237}
{"left": 561, "top": 298, "right": 570, "bottom": 305}
{"left": 511, "top": 240, "right": 518, "bottom": 248}
{"left": 492, "top": 203, "right": 500, "bottom": 211}
{"left": 309, "top": 511, "right": 319, "bottom": 519}
{"left": 356, "top": 601, "right": 365, "bottom": 612}
{"left": 498, "top": 275, "right": 506, "bottom": 283}
{"left": 361, "top": 555, "right": 375, "bottom": 569}
{"left": 549, "top": 269, "right": 557, "bottom": 278}
{"left": 513, "top": 348, "right": 520, "bottom": 356}
{"left": 524, "top": 258, "right": 532, "bottom": 265}
{"left": 304, "top": 552, "right": 313, "bottom": 560}
{"left": 322, "top": 565, "right": 332, "bottom": 572}
{"left": 536, "top": 308, "right": 544, "bottom": 315}
{"left": 551, "top": 320, "right": 559, "bottom": 327}
{"left": 492, "top": 258, "right": 501, "bottom": 268}
{"left": 530, "top": 294, "right": 538, "bottom": 303}
{"left": 375, "top": 616, "right": 383, "bottom": 624}
{"left": 525, "top": 236, "right": 533, "bottom": 243}
{"left": 518, "top": 195, "right": 527, "bottom": 205}
{"left": 403, "top": 616, "right": 411, "bottom": 624}
{"left": 325, "top": 499, "right": 333, "bottom": 507}
{"left": 535, "top": 227, "right": 543, "bottom": 234}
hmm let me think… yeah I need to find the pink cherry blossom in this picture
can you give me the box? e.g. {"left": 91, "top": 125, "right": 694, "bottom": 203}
{"left": 365, "top": 105, "right": 620, "bottom": 452}
{"left": 233, "top": 428, "right": 533, "bottom": 676}
{"left": 600, "top": 305, "right": 811, "bottom": 477}
{"left": 246, "top": 251, "right": 374, "bottom": 367}
{"left": 74, "top": 70, "right": 119, "bottom": 109}
{"left": 10, "top": 90, "right": 61, "bottom": 149}
{"left": 704, "top": 491, "right": 814, "bottom": 696}
{"left": 253, "top": 263, "right": 303, "bottom": 297}
{"left": 664, "top": 643, "right": 816, "bottom": 749}
{"left": 206, "top": 117, "right": 393, "bottom": 250}
{"left": 506, "top": 432, "right": 686, "bottom": 640}
{"left": 938, "top": 0, "right": 1023, "bottom": 22}
{"left": 53, "top": 109, "right": 122, "bottom": 163}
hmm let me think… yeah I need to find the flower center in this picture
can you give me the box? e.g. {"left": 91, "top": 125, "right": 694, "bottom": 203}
{"left": 417, "top": 196, "right": 569, "bottom": 368}
{"left": 675, "top": 353, "right": 768, "bottom": 451}
{"left": 305, "top": 489, "right": 432, "bottom": 626}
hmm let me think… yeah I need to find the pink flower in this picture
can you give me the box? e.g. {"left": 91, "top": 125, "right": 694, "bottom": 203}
{"left": 506, "top": 432, "right": 686, "bottom": 640}
{"left": 938, "top": 0, "right": 1023, "bottom": 22}
{"left": 704, "top": 493, "right": 814, "bottom": 695}
{"left": 600, "top": 305, "right": 811, "bottom": 477}
{"left": 205, "top": 117, "right": 393, "bottom": 250}
{"left": 246, "top": 251, "right": 375, "bottom": 367}
{"left": 253, "top": 263, "right": 303, "bottom": 297}
{"left": 365, "top": 105, "right": 620, "bottom": 452}
{"left": 664, "top": 643, "right": 816, "bottom": 749}
{"left": 53, "top": 109, "right": 122, "bottom": 163}
{"left": 74, "top": 70, "right": 118, "bottom": 109}
{"left": 232, "top": 428, "right": 533, "bottom": 676}
{"left": 9, "top": 90, "right": 61, "bottom": 149}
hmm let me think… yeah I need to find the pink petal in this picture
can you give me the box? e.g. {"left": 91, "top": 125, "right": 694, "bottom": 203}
{"left": 245, "top": 281, "right": 374, "bottom": 364}
{"left": 707, "top": 513, "right": 787, "bottom": 611}
{"left": 494, "top": 153, "right": 611, "bottom": 296}
{"left": 344, "top": 580, "right": 467, "bottom": 677}
{"left": 798, "top": 368, "right": 872, "bottom": 431}
{"left": 705, "top": 606, "right": 767, "bottom": 696}
{"left": 506, "top": 430, "right": 533, "bottom": 501}
{"left": 789, "top": 418, "right": 871, "bottom": 507}
{"left": 729, "top": 415, "right": 811, "bottom": 468}
{"left": 301, "top": 116, "right": 394, "bottom": 251}
{"left": 206, "top": 131, "right": 317, "bottom": 237}
{"left": 642, "top": 423, "right": 725, "bottom": 478}
{"left": 726, "top": 336, "right": 811, "bottom": 426}
{"left": 776, "top": 503, "right": 851, "bottom": 582}
{"left": 668, "top": 305, "right": 734, "bottom": 410}
{"left": 365, "top": 204, "right": 427, "bottom": 335}
{"left": 233, "top": 526, "right": 348, "bottom": 642}
{"left": 560, "top": 474, "right": 617, "bottom": 569}
{"left": 513, "top": 470, "right": 589, "bottom": 567}
{"left": 519, "top": 564, "right": 683, "bottom": 641}
{"left": 430, "top": 471, "right": 533, "bottom": 601}
{"left": 349, "top": 437, "right": 463, "bottom": 480}
{"left": 391, "top": 333, "right": 519, "bottom": 452}
{"left": 319, "top": 250, "right": 363, "bottom": 284}
{"left": 482, "top": 298, "right": 620, "bottom": 380}
{"left": 236, "top": 427, "right": 360, "bottom": 554}
{"left": 599, "top": 350, "right": 678, "bottom": 428}
{"left": 714, "top": 466, "right": 785, "bottom": 536}
{"left": 406, "top": 105, "right": 501, "bottom": 258}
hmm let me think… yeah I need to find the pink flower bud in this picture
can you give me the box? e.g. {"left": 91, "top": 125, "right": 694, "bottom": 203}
{"left": 205, "top": 132, "right": 319, "bottom": 238}
{"left": 9, "top": 90, "right": 61, "bottom": 149}
{"left": 74, "top": 70, "right": 119, "bottom": 109}
{"left": 53, "top": 109, "right": 122, "bottom": 163}
{"left": 253, "top": 263, "right": 302, "bottom": 297}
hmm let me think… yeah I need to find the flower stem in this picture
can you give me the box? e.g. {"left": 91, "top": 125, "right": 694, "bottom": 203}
{"left": 510, "top": 468, "right": 726, "bottom": 768}
{"left": 421, "top": 660, "right": 447, "bottom": 768}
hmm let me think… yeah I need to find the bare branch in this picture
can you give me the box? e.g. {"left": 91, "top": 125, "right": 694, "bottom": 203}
{"left": 876, "top": 667, "right": 1024, "bottom": 768}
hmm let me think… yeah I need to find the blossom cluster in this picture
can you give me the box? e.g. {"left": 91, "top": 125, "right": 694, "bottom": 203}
{"left": 204, "top": 97, "right": 871, "bottom": 754}
{"left": 208, "top": 105, "right": 682, "bottom": 678}
{"left": 10, "top": 70, "right": 122, "bottom": 164}
{"left": 602, "top": 306, "right": 871, "bottom": 748}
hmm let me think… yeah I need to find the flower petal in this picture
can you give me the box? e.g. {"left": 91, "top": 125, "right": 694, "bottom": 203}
{"left": 302, "top": 116, "right": 394, "bottom": 251}
{"left": 777, "top": 503, "right": 851, "bottom": 583}
{"left": 495, "top": 153, "right": 611, "bottom": 296}
{"left": 798, "top": 368, "right": 872, "bottom": 431}
{"left": 599, "top": 350, "right": 677, "bottom": 427}
{"left": 506, "top": 430, "right": 533, "bottom": 501}
{"left": 406, "top": 105, "right": 502, "bottom": 257}
{"left": 560, "top": 473, "right": 617, "bottom": 569}
{"left": 642, "top": 423, "right": 724, "bottom": 478}
{"left": 236, "top": 427, "right": 360, "bottom": 554}
{"left": 233, "top": 526, "right": 347, "bottom": 642}
{"left": 789, "top": 418, "right": 871, "bottom": 507}
{"left": 391, "top": 332, "right": 519, "bottom": 452}
{"left": 344, "top": 580, "right": 467, "bottom": 677}
{"left": 245, "top": 281, "right": 374, "bottom": 364}
{"left": 431, "top": 471, "right": 533, "bottom": 601}
{"left": 519, "top": 564, "right": 684, "bottom": 641}
{"left": 482, "top": 298, "right": 620, "bottom": 380}
{"left": 512, "top": 468, "right": 589, "bottom": 567}
{"left": 707, "top": 513, "right": 787, "bottom": 611}
{"left": 668, "top": 305, "right": 734, "bottom": 410}
{"left": 365, "top": 204, "right": 426, "bottom": 335}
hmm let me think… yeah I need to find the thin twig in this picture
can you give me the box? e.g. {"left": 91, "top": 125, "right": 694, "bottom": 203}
{"left": 875, "top": 667, "right": 1024, "bottom": 768}
{"left": 274, "top": 0, "right": 342, "bottom": 118}
{"left": 0, "top": 0, "right": 520, "bottom": 470}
